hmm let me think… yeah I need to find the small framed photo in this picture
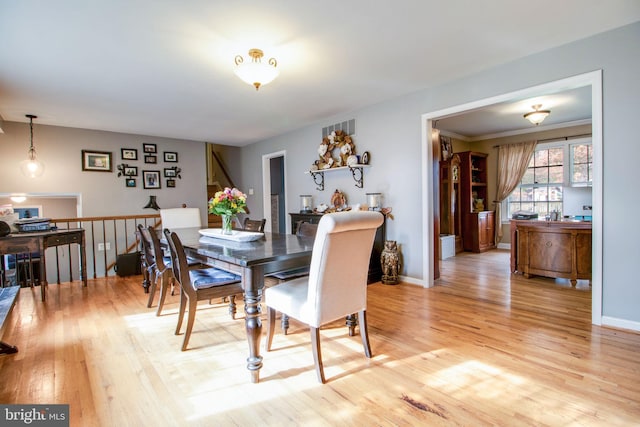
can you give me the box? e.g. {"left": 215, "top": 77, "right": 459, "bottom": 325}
{"left": 143, "top": 170, "right": 161, "bottom": 189}
{"left": 121, "top": 148, "right": 138, "bottom": 160}
{"left": 126, "top": 178, "right": 136, "bottom": 188}
{"left": 144, "top": 155, "right": 157, "bottom": 164}
{"left": 82, "top": 150, "right": 113, "bottom": 172}
{"left": 124, "top": 166, "right": 138, "bottom": 176}
{"left": 164, "top": 151, "right": 178, "bottom": 162}
{"left": 164, "top": 167, "right": 177, "bottom": 178}
{"left": 143, "top": 143, "right": 157, "bottom": 154}
{"left": 166, "top": 179, "right": 176, "bottom": 188}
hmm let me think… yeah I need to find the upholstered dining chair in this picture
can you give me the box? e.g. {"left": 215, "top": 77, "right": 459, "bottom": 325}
{"left": 266, "top": 221, "right": 318, "bottom": 335}
{"left": 264, "top": 211, "right": 383, "bottom": 383}
{"left": 242, "top": 217, "right": 266, "bottom": 232}
{"left": 137, "top": 224, "right": 157, "bottom": 297}
{"left": 160, "top": 207, "right": 202, "bottom": 230}
{"left": 164, "top": 229, "right": 243, "bottom": 351}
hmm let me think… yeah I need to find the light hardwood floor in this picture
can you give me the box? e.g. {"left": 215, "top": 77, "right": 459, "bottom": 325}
{"left": 1, "top": 249, "right": 639, "bottom": 426}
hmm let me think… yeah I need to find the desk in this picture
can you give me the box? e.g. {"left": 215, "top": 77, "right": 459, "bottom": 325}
{"left": 0, "top": 229, "right": 87, "bottom": 301}
{"left": 171, "top": 227, "right": 314, "bottom": 383}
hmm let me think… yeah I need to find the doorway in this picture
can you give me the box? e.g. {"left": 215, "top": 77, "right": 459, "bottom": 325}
{"left": 421, "top": 70, "right": 603, "bottom": 325}
{"left": 261, "top": 151, "right": 288, "bottom": 233}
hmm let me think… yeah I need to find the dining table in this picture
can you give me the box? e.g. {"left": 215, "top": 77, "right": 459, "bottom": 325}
{"left": 169, "top": 227, "right": 315, "bottom": 383}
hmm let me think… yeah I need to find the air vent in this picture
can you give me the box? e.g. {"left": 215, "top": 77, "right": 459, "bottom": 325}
{"left": 322, "top": 119, "right": 355, "bottom": 138}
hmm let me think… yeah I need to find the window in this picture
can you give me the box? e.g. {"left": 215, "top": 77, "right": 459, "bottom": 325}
{"left": 506, "top": 138, "right": 591, "bottom": 219}
{"left": 571, "top": 143, "right": 593, "bottom": 186}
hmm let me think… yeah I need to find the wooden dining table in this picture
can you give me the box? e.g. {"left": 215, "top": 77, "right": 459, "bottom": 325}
{"left": 170, "top": 227, "right": 315, "bottom": 383}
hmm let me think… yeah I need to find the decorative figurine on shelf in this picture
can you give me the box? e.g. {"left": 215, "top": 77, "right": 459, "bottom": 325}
{"left": 330, "top": 189, "right": 347, "bottom": 210}
{"left": 381, "top": 240, "right": 400, "bottom": 285}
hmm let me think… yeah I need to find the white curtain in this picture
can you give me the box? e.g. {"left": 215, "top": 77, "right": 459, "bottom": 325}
{"left": 494, "top": 140, "right": 537, "bottom": 242}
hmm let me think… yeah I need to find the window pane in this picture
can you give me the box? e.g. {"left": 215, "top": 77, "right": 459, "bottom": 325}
{"left": 521, "top": 187, "right": 534, "bottom": 201}
{"left": 534, "top": 150, "right": 549, "bottom": 167}
{"left": 521, "top": 168, "right": 534, "bottom": 184}
{"left": 573, "top": 145, "right": 588, "bottom": 163}
{"left": 573, "top": 164, "right": 587, "bottom": 182}
{"left": 549, "top": 165, "right": 563, "bottom": 183}
{"left": 549, "top": 202, "right": 563, "bottom": 213}
{"left": 520, "top": 202, "right": 534, "bottom": 212}
{"left": 535, "top": 168, "right": 548, "bottom": 184}
{"left": 549, "top": 147, "right": 563, "bottom": 165}
{"left": 509, "top": 190, "right": 521, "bottom": 202}
{"left": 534, "top": 187, "right": 548, "bottom": 201}
{"left": 549, "top": 186, "right": 563, "bottom": 201}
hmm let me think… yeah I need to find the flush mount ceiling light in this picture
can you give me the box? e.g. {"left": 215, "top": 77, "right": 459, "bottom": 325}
{"left": 234, "top": 48, "right": 279, "bottom": 91}
{"left": 20, "top": 114, "right": 45, "bottom": 178}
{"left": 10, "top": 195, "right": 26, "bottom": 203}
{"left": 523, "top": 104, "right": 550, "bottom": 125}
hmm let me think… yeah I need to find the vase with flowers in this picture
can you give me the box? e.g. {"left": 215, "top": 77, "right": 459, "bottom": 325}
{"left": 208, "top": 187, "right": 247, "bottom": 235}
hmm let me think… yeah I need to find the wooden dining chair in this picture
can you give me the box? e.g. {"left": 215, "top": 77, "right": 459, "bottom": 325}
{"left": 137, "top": 224, "right": 158, "bottom": 300}
{"left": 164, "top": 229, "right": 243, "bottom": 351}
{"left": 264, "top": 211, "right": 383, "bottom": 383}
{"left": 242, "top": 217, "right": 266, "bottom": 232}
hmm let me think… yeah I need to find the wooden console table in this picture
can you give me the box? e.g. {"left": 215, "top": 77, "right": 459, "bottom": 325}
{"left": 511, "top": 220, "right": 591, "bottom": 285}
{"left": 0, "top": 229, "right": 87, "bottom": 301}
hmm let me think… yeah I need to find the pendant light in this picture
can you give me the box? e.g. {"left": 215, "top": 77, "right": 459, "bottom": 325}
{"left": 234, "top": 48, "right": 279, "bottom": 90}
{"left": 20, "top": 114, "right": 45, "bottom": 178}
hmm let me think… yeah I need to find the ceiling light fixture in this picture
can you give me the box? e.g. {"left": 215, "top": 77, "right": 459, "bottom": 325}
{"left": 20, "top": 114, "right": 45, "bottom": 178}
{"left": 234, "top": 48, "right": 279, "bottom": 91}
{"left": 523, "top": 104, "right": 550, "bottom": 126}
{"left": 10, "top": 195, "right": 26, "bottom": 203}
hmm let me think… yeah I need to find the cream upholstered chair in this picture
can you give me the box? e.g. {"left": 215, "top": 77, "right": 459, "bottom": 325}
{"left": 160, "top": 207, "right": 202, "bottom": 230}
{"left": 265, "top": 211, "right": 384, "bottom": 383}
{"left": 165, "top": 229, "right": 243, "bottom": 351}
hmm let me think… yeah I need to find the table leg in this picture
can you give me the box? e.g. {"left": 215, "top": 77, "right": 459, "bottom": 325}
{"left": 40, "top": 243, "right": 47, "bottom": 302}
{"left": 243, "top": 266, "right": 264, "bottom": 383}
{"left": 80, "top": 232, "right": 88, "bottom": 286}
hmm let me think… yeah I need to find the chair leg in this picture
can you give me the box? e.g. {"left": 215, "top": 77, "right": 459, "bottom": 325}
{"left": 228, "top": 294, "right": 237, "bottom": 319}
{"left": 156, "top": 271, "right": 170, "bottom": 316}
{"left": 281, "top": 314, "right": 289, "bottom": 335}
{"left": 175, "top": 290, "right": 187, "bottom": 335}
{"left": 310, "top": 326, "right": 326, "bottom": 383}
{"left": 181, "top": 298, "right": 198, "bottom": 351}
{"left": 146, "top": 270, "right": 157, "bottom": 308}
{"left": 358, "top": 310, "right": 372, "bottom": 358}
{"left": 265, "top": 307, "right": 276, "bottom": 351}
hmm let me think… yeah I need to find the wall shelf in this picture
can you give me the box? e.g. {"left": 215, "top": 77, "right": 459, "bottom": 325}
{"left": 305, "top": 165, "right": 370, "bottom": 191}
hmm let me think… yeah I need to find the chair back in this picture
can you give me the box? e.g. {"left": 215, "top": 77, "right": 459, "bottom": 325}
{"left": 243, "top": 218, "right": 266, "bottom": 232}
{"left": 296, "top": 222, "right": 318, "bottom": 238}
{"left": 160, "top": 208, "right": 202, "bottom": 229}
{"left": 148, "top": 225, "right": 170, "bottom": 272}
{"left": 137, "top": 224, "right": 155, "bottom": 268}
{"left": 306, "top": 211, "right": 383, "bottom": 327}
{"left": 163, "top": 228, "right": 194, "bottom": 298}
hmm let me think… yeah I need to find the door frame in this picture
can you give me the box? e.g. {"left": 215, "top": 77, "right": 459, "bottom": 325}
{"left": 421, "top": 70, "right": 603, "bottom": 325}
{"left": 261, "top": 150, "right": 288, "bottom": 233}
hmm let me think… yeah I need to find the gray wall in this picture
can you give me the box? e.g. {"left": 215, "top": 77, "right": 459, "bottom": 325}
{"left": 239, "top": 22, "right": 640, "bottom": 325}
{"left": 0, "top": 122, "right": 209, "bottom": 221}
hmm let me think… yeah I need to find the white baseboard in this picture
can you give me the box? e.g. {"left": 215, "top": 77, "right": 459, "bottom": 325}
{"left": 601, "top": 316, "right": 640, "bottom": 333}
{"left": 398, "top": 275, "right": 425, "bottom": 287}
{"left": 497, "top": 242, "right": 511, "bottom": 250}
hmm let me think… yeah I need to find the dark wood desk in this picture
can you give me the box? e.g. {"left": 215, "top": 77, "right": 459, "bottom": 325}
{"left": 0, "top": 229, "right": 87, "bottom": 301}
{"left": 171, "top": 228, "right": 315, "bottom": 383}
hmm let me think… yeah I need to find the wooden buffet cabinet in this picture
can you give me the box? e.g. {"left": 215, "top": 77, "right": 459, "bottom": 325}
{"left": 289, "top": 212, "right": 385, "bottom": 283}
{"left": 511, "top": 219, "right": 592, "bottom": 285}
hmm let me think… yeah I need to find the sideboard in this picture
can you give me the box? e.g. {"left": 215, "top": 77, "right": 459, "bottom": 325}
{"left": 510, "top": 219, "right": 591, "bottom": 285}
{"left": 289, "top": 212, "right": 386, "bottom": 283}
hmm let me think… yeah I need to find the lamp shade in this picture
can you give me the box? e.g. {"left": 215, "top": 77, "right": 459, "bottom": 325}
{"left": 524, "top": 104, "right": 550, "bottom": 125}
{"left": 234, "top": 49, "right": 279, "bottom": 90}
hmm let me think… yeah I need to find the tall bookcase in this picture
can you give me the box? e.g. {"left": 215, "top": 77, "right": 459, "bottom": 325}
{"left": 457, "top": 151, "right": 495, "bottom": 252}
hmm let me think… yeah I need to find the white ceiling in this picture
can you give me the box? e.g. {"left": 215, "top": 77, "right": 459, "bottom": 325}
{"left": 1, "top": 1, "right": 639, "bottom": 146}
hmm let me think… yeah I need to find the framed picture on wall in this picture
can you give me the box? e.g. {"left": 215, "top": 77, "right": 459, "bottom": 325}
{"left": 164, "top": 168, "right": 177, "bottom": 178}
{"left": 144, "top": 155, "right": 157, "bottom": 164}
{"left": 82, "top": 150, "right": 113, "bottom": 172}
{"left": 143, "top": 170, "right": 161, "bottom": 189}
{"left": 143, "top": 143, "right": 157, "bottom": 153}
{"left": 164, "top": 151, "right": 178, "bottom": 162}
{"left": 166, "top": 179, "right": 176, "bottom": 188}
{"left": 121, "top": 148, "right": 138, "bottom": 160}
{"left": 126, "top": 178, "right": 136, "bottom": 188}
{"left": 124, "top": 166, "right": 138, "bottom": 176}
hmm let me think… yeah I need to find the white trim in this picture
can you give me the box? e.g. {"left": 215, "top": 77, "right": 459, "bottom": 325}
{"left": 421, "top": 70, "right": 603, "bottom": 326}
{"left": 261, "top": 150, "right": 288, "bottom": 233}
{"left": 602, "top": 316, "right": 640, "bottom": 333}
{"left": 397, "top": 275, "right": 424, "bottom": 287}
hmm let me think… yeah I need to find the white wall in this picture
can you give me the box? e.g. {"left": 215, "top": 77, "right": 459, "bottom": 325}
{"left": 240, "top": 22, "right": 640, "bottom": 326}
{"left": 0, "top": 122, "right": 209, "bottom": 222}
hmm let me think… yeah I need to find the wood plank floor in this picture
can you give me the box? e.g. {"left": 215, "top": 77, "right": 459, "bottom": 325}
{"left": 1, "top": 249, "right": 639, "bottom": 426}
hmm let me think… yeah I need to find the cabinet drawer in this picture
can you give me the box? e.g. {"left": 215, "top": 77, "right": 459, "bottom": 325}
{"left": 45, "top": 233, "right": 81, "bottom": 246}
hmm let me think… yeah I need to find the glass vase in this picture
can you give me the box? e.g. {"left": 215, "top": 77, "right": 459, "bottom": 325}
{"left": 221, "top": 214, "right": 234, "bottom": 235}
